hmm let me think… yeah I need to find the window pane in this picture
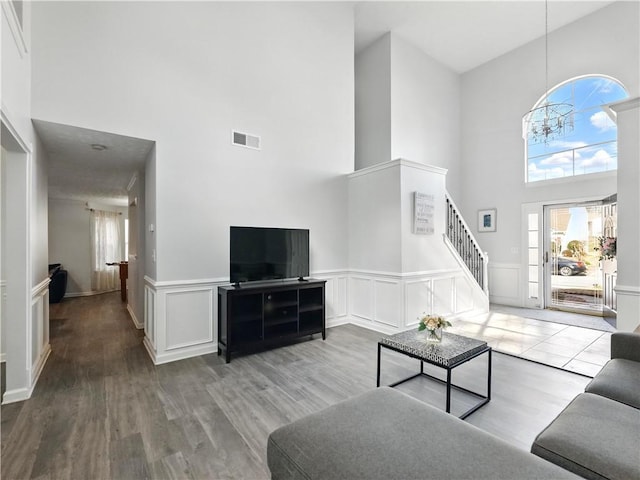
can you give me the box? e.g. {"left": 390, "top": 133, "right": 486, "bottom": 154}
{"left": 526, "top": 76, "right": 628, "bottom": 183}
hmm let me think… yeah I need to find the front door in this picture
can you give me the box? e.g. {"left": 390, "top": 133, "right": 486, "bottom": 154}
{"left": 543, "top": 201, "right": 605, "bottom": 313}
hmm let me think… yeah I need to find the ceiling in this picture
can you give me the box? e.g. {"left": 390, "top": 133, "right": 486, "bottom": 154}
{"left": 33, "top": 120, "right": 154, "bottom": 206}
{"left": 36, "top": 1, "right": 613, "bottom": 205}
{"left": 354, "top": 1, "right": 613, "bottom": 73}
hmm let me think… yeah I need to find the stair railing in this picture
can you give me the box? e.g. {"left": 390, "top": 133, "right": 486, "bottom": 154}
{"left": 445, "top": 194, "right": 489, "bottom": 294}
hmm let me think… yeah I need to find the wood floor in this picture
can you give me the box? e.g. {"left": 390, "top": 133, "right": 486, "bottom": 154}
{"left": 1, "top": 292, "right": 591, "bottom": 479}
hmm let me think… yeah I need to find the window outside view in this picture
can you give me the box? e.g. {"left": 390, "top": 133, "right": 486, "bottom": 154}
{"left": 527, "top": 76, "right": 628, "bottom": 183}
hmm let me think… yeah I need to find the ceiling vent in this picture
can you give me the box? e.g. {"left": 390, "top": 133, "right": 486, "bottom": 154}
{"left": 232, "top": 130, "right": 260, "bottom": 150}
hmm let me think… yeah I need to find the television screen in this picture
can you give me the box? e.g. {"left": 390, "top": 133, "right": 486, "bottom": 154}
{"left": 230, "top": 226, "right": 309, "bottom": 284}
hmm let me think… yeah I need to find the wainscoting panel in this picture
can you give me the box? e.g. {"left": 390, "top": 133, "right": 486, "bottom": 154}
{"left": 349, "top": 269, "right": 486, "bottom": 334}
{"left": 333, "top": 275, "right": 348, "bottom": 319}
{"left": 433, "top": 277, "right": 454, "bottom": 316}
{"left": 144, "top": 278, "right": 219, "bottom": 365}
{"left": 374, "top": 279, "right": 402, "bottom": 328}
{"left": 614, "top": 285, "right": 640, "bottom": 332}
{"left": 350, "top": 276, "right": 374, "bottom": 321}
{"left": 316, "top": 273, "right": 349, "bottom": 327}
{"left": 165, "top": 288, "right": 214, "bottom": 351}
{"left": 144, "top": 284, "right": 156, "bottom": 347}
{"left": 0, "top": 281, "right": 5, "bottom": 362}
{"left": 141, "top": 270, "right": 486, "bottom": 364}
{"left": 29, "top": 279, "right": 51, "bottom": 395}
{"left": 488, "top": 263, "right": 521, "bottom": 306}
{"left": 144, "top": 272, "right": 351, "bottom": 364}
{"left": 455, "top": 275, "right": 474, "bottom": 313}
{"left": 405, "top": 279, "right": 432, "bottom": 328}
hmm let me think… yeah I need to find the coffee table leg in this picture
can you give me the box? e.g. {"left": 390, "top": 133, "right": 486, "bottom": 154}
{"left": 487, "top": 349, "right": 492, "bottom": 400}
{"left": 446, "top": 369, "right": 452, "bottom": 413}
{"left": 376, "top": 343, "right": 381, "bottom": 387}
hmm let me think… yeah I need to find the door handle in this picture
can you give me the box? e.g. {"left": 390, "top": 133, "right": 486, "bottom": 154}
{"left": 544, "top": 251, "right": 549, "bottom": 263}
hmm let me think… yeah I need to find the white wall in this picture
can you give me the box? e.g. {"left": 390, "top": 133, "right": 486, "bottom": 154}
{"left": 460, "top": 2, "right": 639, "bottom": 305}
{"left": 48, "top": 199, "right": 89, "bottom": 294}
{"left": 461, "top": 2, "right": 639, "bottom": 265}
{"left": 31, "top": 2, "right": 354, "bottom": 284}
{"left": 145, "top": 145, "right": 157, "bottom": 281}
{"left": 355, "top": 34, "right": 391, "bottom": 170}
{"left": 348, "top": 162, "right": 401, "bottom": 273}
{"left": 1, "top": 147, "right": 6, "bottom": 362}
{"left": 127, "top": 168, "right": 146, "bottom": 329}
{"left": 48, "top": 198, "right": 127, "bottom": 296}
{"left": 1, "top": 0, "right": 52, "bottom": 403}
{"left": 612, "top": 98, "right": 640, "bottom": 332}
{"left": 390, "top": 35, "right": 462, "bottom": 199}
{"left": 31, "top": 2, "right": 355, "bottom": 363}
{"left": 355, "top": 33, "right": 462, "bottom": 198}
{"left": 347, "top": 159, "right": 486, "bottom": 333}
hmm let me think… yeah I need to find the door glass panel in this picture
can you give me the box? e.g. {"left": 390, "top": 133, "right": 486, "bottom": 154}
{"left": 527, "top": 213, "right": 539, "bottom": 301}
{"left": 548, "top": 204, "right": 604, "bottom": 312}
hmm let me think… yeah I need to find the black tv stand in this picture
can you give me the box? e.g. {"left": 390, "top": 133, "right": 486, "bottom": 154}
{"left": 298, "top": 277, "right": 308, "bottom": 282}
{"left": 218, "top": 278, "right": 326, "bottom": 363}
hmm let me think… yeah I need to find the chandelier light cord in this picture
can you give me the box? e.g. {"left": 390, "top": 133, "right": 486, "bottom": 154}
{"left": 523, "top": 0, "right": 574, "bottom": 145}
{"left": 545, "top": 0, "right": 549, "bottom": 96}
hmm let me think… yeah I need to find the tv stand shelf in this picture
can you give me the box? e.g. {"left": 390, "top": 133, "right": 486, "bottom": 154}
{"left": 217, "top": 279, "right": 326, "bottom": 363}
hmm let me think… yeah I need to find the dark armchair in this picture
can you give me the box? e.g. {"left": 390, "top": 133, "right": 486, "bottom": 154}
{"left": 48, "top": 263, "right": 68, "bottom": 303}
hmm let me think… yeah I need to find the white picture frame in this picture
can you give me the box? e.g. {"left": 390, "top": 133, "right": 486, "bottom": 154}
{"left": 478, "top": 208, "right": 497, "bottom": 232}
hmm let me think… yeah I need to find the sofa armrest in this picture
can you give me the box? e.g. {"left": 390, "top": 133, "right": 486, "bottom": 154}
{"left": 611, "top": 332, "right": 640, "bottom": 362}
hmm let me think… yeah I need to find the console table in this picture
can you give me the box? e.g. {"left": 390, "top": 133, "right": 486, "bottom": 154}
{"left": 377, "top": 330, "right": 491, "bottom": 419}
{"left": 218, "top": 279, "right": 326, "bottom": 363}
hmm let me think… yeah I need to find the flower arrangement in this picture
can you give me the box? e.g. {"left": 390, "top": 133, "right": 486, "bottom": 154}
{"left": 418, "top": 314, "right": 451, "bottom": 343}
{"left": 595, "top": 236, "right": 616, "bottom": 261}
{"left": 418, "top": 314, "right": 451, "bottom": 332}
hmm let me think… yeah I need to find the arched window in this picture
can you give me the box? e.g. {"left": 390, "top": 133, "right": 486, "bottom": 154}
{"left": 525, "top": 76, "right": 628, "bottom": 183}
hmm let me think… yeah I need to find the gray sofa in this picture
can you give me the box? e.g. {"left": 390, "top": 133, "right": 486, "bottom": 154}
{"left": 267, "top": 387, "right": 580, "bottom": 479}
{"left": 267, "top": 332, "right": 640, "bottom": 480}
{"left": 531, "top": 332, "right": 640, "bottom": 480}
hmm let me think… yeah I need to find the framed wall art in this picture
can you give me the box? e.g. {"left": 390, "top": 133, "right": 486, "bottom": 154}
{"left": 478, "top": 208, "right": 496, "bottom": 232}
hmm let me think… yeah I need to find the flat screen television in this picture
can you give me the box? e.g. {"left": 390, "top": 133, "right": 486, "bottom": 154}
{"left": 230, "top": 226, "right": 309, "bottom": 285}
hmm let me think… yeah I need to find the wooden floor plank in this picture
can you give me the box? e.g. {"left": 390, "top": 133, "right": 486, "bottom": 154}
{"left": 1, "top": 292, "right": 592, "bottom": 479}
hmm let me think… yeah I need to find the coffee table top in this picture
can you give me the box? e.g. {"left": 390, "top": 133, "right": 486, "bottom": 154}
{"left": 379, "top": 330, "right": 489, "bottom": 367}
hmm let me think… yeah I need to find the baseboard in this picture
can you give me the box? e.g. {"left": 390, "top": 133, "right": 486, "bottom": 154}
{"left": 2, "top": 344, "right": 52, "bottom": 404}
{"left": 348, "top": 316, "right": 401, "bottom": 335}
{"left": 127, "top": 304, "right": 143, "bottom": 329}
{"left": 326, "top": 316, "right": 350, "bottom": 329}
{"left": 31, "top": 344, "right": 51, "bottom": 391}
{"left": 2, "top": 386, "right": 31, "bottom": 404}
{"left": 66, "top": 289, "right": 119, "bottom": 298}
{"left": 143, "top": 337, "right": 158, "bottom": 364}
{"left": 143, "top": 336, "right": 217, "bottom": 365}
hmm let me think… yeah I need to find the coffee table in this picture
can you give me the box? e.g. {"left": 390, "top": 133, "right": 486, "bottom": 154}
{"left": 377, "top": 330, "right": 491, "bottom": 419}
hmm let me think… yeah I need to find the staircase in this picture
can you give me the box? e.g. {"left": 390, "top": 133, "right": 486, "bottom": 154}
{"left": 444, "top": 194, "right": 489, "bottom": 296}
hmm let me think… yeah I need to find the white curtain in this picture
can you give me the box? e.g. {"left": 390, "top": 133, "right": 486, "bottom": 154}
{"left": 90, "top": 209, "right": 122, "bottom": 292}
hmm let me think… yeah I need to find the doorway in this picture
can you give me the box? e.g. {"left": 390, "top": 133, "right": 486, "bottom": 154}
{"left": 543, "top": 198, "right": 617, "bottom": 318}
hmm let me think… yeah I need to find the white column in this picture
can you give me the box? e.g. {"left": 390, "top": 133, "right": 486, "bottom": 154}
{"left": 611, "top": 98, "right": 640, "bottom": 332}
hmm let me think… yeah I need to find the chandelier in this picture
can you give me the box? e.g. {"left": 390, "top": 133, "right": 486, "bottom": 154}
{"left": 523, "top": 0, "right": 574, "bottom": 144}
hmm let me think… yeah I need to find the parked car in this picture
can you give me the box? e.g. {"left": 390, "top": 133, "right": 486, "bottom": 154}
{"left": 553, "top": 257, "right": 587, "bottom": 276}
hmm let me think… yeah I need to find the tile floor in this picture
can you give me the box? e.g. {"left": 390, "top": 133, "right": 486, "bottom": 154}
{"left": 450, "top": 308, "right": 611, "bottom": 377}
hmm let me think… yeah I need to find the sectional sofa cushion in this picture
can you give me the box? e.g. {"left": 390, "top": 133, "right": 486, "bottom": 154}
{"left": 267, "top": 387, "right": 580, "bottom": 480}
{"left": 585, "top": 358, "right": 640, "bottom": 409}
{"left": 532, "top": 392, "right": 640, "bottom": 480}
